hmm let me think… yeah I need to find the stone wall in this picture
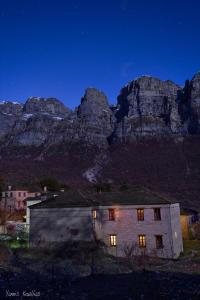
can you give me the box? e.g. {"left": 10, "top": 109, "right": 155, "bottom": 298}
{"left": 29, "top": 207, "right": 93, "bottom": 245}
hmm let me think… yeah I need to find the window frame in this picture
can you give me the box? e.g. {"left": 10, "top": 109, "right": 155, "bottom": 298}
{"left": 154, "top": 208, "right": 161, "bottom": 221}
{"left": 92, "top": 209, "right": 97, "bottom": 220}
{"left": 137, "top": 208, "right": 144, "bottom": 221}
{"left": 155, "top": 235, "right": 163, "bottom": 249}
{"left": 108, "top": 208, "right": 115, "bottom": 221}
{"left": 109, "top": 234, "right": 117, "bottom": 247}
{"left": 138, "top": 234, "right": 146, "bottom": 248}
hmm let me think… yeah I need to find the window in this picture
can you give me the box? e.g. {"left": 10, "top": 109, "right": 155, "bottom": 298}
{"left": 92, "top": 209, "right": 97, "bottom": 220}
{"left": 137, "top": 209, "right": 144, "bottom": 221}
{"left": 155, "top": 235, "right": 163, "bottom": 249}
{"left": 138, "top": 235, "right": 146, "bottom": 248}
{"left": 24, "top": 192, "right": 26, "bottom": 197}
{"left": 109, "top": 234, "right": 117, "bottom": 247}
{"left": 18, "top": 192, "right": 21, "bottom": 197}
{"left": 108, "top": 209, "right": 115, "bottom": 221}
{"left": 154, "top": 208, "right": 161, "bottom": 221}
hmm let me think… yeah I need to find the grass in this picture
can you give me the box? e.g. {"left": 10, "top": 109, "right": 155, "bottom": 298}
{"left": 1, "top": 237, "right": 200, "bottom": 276}
{"left": 183, "top": 240, "right": 200, "bottom": 257}
{"left": 0, "top": 239, "right": 28, "bottom": 249}
{"left": 8, "top": 240, "right": 28, "bottom": 249}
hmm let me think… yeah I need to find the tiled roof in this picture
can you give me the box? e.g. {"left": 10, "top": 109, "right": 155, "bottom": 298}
{"left": 29, "top": 189, "right": 175, "bottom": 209}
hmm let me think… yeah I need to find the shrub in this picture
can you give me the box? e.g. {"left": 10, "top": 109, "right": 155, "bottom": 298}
{"left": 0, "top": 244, "right": 12, "bottom": 265}
{"left": 95, "top": 183, "right": 112, "bottom": 193}
{"left": 39, "top": 177, "right": 60, "bottom": 191}
{"left": 192, "top": 222, "right": 200, "bottom": 239}
{"left": 119, "top": 183, "right": 129, "bottom": 191}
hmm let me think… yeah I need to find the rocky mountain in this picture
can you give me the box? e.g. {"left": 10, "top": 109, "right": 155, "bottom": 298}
{"left": 0, "top": 73, "right": 200, "bottom": 148}
{"left": 108, "top": 76, "right": 181, "bottom": 143}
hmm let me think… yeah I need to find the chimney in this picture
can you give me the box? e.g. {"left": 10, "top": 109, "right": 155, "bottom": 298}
{"left": 43, "top": 186, "right": 47, "bottom": 193}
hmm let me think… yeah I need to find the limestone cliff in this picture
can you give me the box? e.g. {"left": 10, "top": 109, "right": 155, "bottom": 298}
{"left": 0, "top": 73, "right": 200, "bottom": 149}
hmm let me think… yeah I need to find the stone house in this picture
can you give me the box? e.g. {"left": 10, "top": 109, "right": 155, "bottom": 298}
{"left": 1, "top": 185, "right": 41, "bottom": 212}
{"left": 29, "top": 190, "right": 183, "bottom": 258}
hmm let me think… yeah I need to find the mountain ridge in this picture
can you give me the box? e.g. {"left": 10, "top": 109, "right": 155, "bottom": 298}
{"left": 0, "top": 73, "right": 200, "bottom": 148}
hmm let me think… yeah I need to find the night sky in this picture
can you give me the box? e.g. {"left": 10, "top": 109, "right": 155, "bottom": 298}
{"left": 0, "top": 0, "right": 200, "bottom": 108}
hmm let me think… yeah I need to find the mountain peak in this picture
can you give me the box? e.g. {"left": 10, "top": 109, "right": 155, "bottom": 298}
{"left": 24, "top": 97, "right": 70, "bottom": 116}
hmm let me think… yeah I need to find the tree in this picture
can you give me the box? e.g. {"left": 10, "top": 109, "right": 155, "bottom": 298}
{"left": 0, "top": 176, "right": 4, "bottom": 200}
{"left": 39, "top": 177, "right": 60, "bottom": 192}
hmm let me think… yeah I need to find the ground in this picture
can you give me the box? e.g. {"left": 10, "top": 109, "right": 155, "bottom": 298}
{"left": 1, "top": 137, "right": 200, "bottom": 212}
{"left": 0, "top": 240, "right": 200, "bottom": 299}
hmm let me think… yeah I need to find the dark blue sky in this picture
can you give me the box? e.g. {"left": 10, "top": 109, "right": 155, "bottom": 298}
{"left": 0, "top": 0, "right": 200, "bottom": 108}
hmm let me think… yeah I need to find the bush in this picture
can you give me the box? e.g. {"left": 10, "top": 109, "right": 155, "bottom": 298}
{"left": 95, "top": 183, "right": 112, "bottom": 193}
{"left": 0, "top": 244, "right": 12, "bottom": 265}
{"left": 119, "top": 183, "right": 129, "bottom": 191}
{"left": 192, "top": 222, "right": 200, "bottom": 239}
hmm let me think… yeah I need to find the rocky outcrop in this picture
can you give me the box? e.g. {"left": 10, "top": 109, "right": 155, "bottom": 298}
{"left": 0, "top": 101, "right": 23, "bottom": 116}
{"left": 23, "top": 97, "right": 70, "bottom": 116}
{"left": 177, "top": 73, "right": 200, "bottom": 135}
{"left": 191, "top": 72, "right": 200, "bottom": 107}
{"left": 76, "top": 88, "right": 114, "bottom": 145}
{"left": 0, "top": 113, "right": 17, "bottom": 139}
{"left": 108, "top": 76, "right": 182, "bottom": 144}
{"left": 0, "top": 73, "right": 200, "bottom": 148}
{"left": 0, "top": 101, "right": 23, "bottom": 139}
{"left": 0, "top": 98, "right": 71, "bottom": 147}
{"left": 190, "top": 72, "right": 200, "bottom": 133}
{"left": 0, "top": 89, "right": 114, "bottom": 147}
{"left": 8, "top": 114, "right": 65, "bottom": 146}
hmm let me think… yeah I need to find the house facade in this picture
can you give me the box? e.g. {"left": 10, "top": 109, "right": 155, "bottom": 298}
{"left": 1, "top": 185, "right": 41, "bottom": 212}
{"left": 29, "top": 190, "right": 183, "bottom": 258}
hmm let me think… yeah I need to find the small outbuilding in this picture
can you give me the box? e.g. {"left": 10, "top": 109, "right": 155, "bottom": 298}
{"left": 180, "top": 208, "right": 199, "bottom": 239}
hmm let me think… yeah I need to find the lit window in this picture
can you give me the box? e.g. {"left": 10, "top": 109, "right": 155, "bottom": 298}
{"left": 137, "top": 209, "right": 144, "bottom": 221}
{"left": 138, "top": 235, "right": 146, "bottom": 248}
{"left": 108, "top": 209, "right": 115, "bottom": 221}
{"left": 92, "top": 209, "right": 97, "bottom": 219}
{"left": 154, "top": 208, "right": 161, "bottom": 221}
{"left": 155, "top": 235, "right": 163, "bottom": 249}
{"left": 109, "top": 234, "right": 117, "bottom": 247}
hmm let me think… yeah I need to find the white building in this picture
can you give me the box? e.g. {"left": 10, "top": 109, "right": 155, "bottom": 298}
{"left": 29, "top": 190, "right": 183, "bottom": 258}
